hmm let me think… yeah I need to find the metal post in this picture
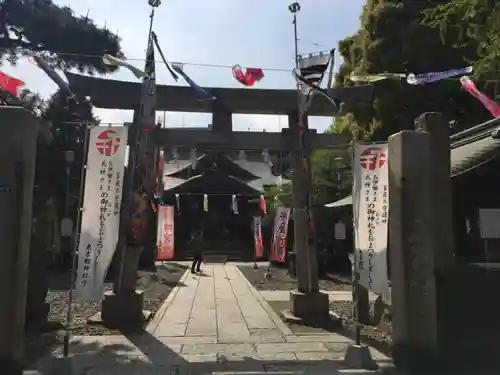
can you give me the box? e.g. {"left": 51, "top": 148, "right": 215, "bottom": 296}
{"left": 116, "top": 1, "right": 158, "bottom": 294}
{"left": 63, "top": 122, "right": 91, "bottom": 357}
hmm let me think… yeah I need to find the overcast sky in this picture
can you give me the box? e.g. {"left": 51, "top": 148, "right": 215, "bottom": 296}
{"left": 3, "top": 0, "right": 365, "bottom": 132}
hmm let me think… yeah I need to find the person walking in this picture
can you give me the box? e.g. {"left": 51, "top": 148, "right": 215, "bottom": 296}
{"left": 190, "top": 229, "right": 204, "bottom": 274}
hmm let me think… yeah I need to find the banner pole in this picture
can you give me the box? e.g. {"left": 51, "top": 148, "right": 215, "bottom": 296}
{"left": 350, "top": 143, "right": 361, "bottom": 346}
{"left": 63, "top": 121, "right": 92, "bottom": 357}
{"left": 352, "top": 246, "right": 362, "bottom": 346}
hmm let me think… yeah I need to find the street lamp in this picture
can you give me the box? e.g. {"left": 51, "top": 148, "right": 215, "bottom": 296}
{"left": 288, "top": 2, "right": 301, "bottom": 71}
{"left": 148, "top": 0, "right": 161, "bottom": 7}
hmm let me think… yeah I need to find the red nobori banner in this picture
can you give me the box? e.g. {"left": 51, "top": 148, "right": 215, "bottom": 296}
{"left": 253, "top": 216, "right": 264, "bottom": 259}
{"left": 156, "top": 205, "right": 175, "bottom": 260}
{"left": 270, "top": 206, "right": 291, "bottom": 263}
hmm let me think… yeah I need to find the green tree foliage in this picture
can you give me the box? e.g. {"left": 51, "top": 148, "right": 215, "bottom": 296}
{"left": 41, "top": 90, "right": 99, "bottom": 218}
{"left": 335, "top": 0, "right": 499, "bottom": 140}
{"left": 0, "top": 0, "right": 122, "bottom": 74}
{"left": 423, "top": 0, "right": 500, "bottom": 80}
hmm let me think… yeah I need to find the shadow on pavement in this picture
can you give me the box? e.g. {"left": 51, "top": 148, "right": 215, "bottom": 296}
{"left": 32, "top": 331, "right": 399, "bottom": 375}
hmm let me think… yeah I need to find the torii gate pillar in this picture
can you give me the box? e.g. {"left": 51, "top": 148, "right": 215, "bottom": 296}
{"left": 286, "top": 111, "right": 330, "bottom": 320}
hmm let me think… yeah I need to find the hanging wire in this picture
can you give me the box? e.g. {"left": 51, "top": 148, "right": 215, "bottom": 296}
{"left": 19, "top": 48, "right": 294, "bottom": 72}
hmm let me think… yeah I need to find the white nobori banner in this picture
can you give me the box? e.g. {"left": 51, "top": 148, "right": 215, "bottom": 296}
{"left": 352, "top": 143, "right": 390, "bottom": 296}
{"left": 75, "top": 126, "right": 128, "bottom": 301}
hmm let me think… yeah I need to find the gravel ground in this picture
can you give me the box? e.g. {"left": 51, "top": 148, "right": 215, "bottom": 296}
{"left": 238, "top": 264, "right": 352, "bottom": 291}
{"left": 24, "top": 262, "right": 187, "bottom": 367}
{"left": 330, "top": 300, "right": 392, "bottom": 354}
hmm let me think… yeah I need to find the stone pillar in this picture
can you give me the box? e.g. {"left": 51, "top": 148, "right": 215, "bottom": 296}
{"left": 212, "top": 101, "right": 232, "bottom": 132}
{"left": 388, "top": 130, "right": 439, "bottom": 370}
{"left": 285, "top": 111, "right": 329, "bottom": 319}
{"left": 414, "top": 112, "right": 455, "bottom": 270}
{"left": 0, "top": 108, "right": 39, "bottom": 375}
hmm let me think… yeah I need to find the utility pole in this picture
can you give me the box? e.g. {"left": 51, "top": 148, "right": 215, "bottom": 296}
{"left": 286, "top": 2, "right": 329, "bottom": 319}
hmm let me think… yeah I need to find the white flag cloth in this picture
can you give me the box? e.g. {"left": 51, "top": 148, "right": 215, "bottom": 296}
{"left": 352, "top": 143, "right": 390, "bottom": 297}
{"left": 175, "top": 193, "right": 181, "bottom": 215}
{"left": 232, "top": 194, "right": 239, "bottom": 214}
{"left": 75, "top": 126, "right": 128, "bottom": 301}
{"left": 102, "top": 54, "right": 147, "bottom": 79}
{"left": 203, "top": 194, "right": 208, "bottom": 212}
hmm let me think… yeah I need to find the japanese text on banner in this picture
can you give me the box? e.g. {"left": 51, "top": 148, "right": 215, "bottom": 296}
{"left": 353, "top": 144, "right": 390, "bottom": 296}
{"left": 75, "top": 126, "right": 127, "bottom": 301}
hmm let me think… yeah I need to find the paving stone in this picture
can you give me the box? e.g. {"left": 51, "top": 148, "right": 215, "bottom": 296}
{"left": 155, "top": 323, "right": 187, "bottom": 337}
{"left": 286, "top": 334, "right": 353, "bottom": 343}
{"left": 295, "top": 351, "right": 346, "bottom": 361}
{"left": 257, "top": 351, "right": 298, "bottom": 361}
{"left": 158, "top": 336, "right": 217, "bottom": 345}
{"left": 324, "top": 342, "right": 351, "bottom": 354}
{"left": 219, "top": 329, "right": 285, "bottom": 344}
{"left": 256, "top": 342, "right": 328, "bottom": 355}
{"left": 181, "top": 343, "right": 256, "bottom": 356}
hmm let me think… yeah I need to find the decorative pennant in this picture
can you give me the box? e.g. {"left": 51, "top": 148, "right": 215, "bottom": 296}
{"left": 190, "top": 149, "right": 198, "bottom": 169}
{"left": 0, "top": 71, "right": 25, "bottom": 98}
{"left": 461, "top": 76, "right": 500, "bottom": 118}
{"left": 270, "top": 206, "right": 291, "bottom": 263}
{"left": 253, "top": 216, "right": 264, "bottom": 259}
{"left": 203, "top": 194, "right": 209, "bottom": 212}
{"left": 260, "top": 194, "right": 267, "bottom": 215}
{"left": 407, "top": 66, "right": 473, "bottom": 85}
{"left": 102, "top": 54, "right": 147, "bottom": 79}
{"left": 349, "top": 73, "right": 405, "bottom": 83}
{"left": 137, "top": 34, "right": 157, "bottom": 132}
{"left": 238, "top": 150, "right": 247, "bottom": 162}
{"left": 175, "top": 193, "right": 181, "bottom": 215}
{"left": 151, "top": 32, "right": 179, "bottom": 81}
{"left": 261, "top": 149, "right": 272, "bottom": 167}
{"left": 232, "top": 194, "right": 239, "bottom": 214}
{"left": 170, "top": 62, "right": 216, "bottom": 101}
{"left": 171, "top": 147, "right": 179, "bottom": 167}
{"left": 232, "top": 65, "right": 264, "bottom": 86}
{"left": 156, "top": 205, "right": 175, "bottom": 261}
{"left": 293, "top": 52, "right": 334, "bottom": 115}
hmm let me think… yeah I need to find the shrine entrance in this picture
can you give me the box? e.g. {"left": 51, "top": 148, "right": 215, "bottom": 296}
{"left": 65, "top": 72, "right": 349, "bottom": 263}
{"left": 161, "top": 151, "right": 270, "bottom": 257}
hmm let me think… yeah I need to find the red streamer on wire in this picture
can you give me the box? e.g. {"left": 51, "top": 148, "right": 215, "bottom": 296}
{"left": 461, "top": 76, "right": 500, "bottom": 118}
{"left": 0, "top": 71, "right": 24, "bottom": 98}
{"left": 232, "top": 65, "right": 264, "bottom": 86}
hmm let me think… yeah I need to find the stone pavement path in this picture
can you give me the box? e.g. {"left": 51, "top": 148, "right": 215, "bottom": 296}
{"left": 36, "top": 264, "right": 394, "bottom": 375}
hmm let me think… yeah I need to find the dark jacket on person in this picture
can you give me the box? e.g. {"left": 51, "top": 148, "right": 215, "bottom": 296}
{"left": 190, "top": 231, "right": 204, "bottom": 258}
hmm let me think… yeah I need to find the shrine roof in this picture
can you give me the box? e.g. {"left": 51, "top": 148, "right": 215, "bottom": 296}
{"left": 65, "top": 72, "right": 373, "bottom": 116}
{"left": 325, "top": 116, "right": 500, "bottom": 208}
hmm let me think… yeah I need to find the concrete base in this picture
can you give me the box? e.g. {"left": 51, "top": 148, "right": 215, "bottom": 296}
{"left": 100, "top": 290, "right": 151, "bottom": 329}
{"left": 344, "top": 344, "right": 378, "bottom": 370}
{"left": 289, "top": 290, "right": 330, "bottom": 318}
{"left": 281, "top": 309, "right": 342, "bottom": 327}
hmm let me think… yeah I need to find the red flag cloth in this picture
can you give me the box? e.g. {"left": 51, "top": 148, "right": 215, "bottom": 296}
{"left": 232, "top": 65, "right": 264, "bottom": 86}
{"left": 0, "top": 71, "right": 24, "bottom": 97}
{"left": 156, "top": 205, "right": 175, "bottom": 260}
{"left": 260, "top": 194, "right": 267, "bottom": 215}
{"left": 461, "top": 76, "right": 500, "bottom": 118}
